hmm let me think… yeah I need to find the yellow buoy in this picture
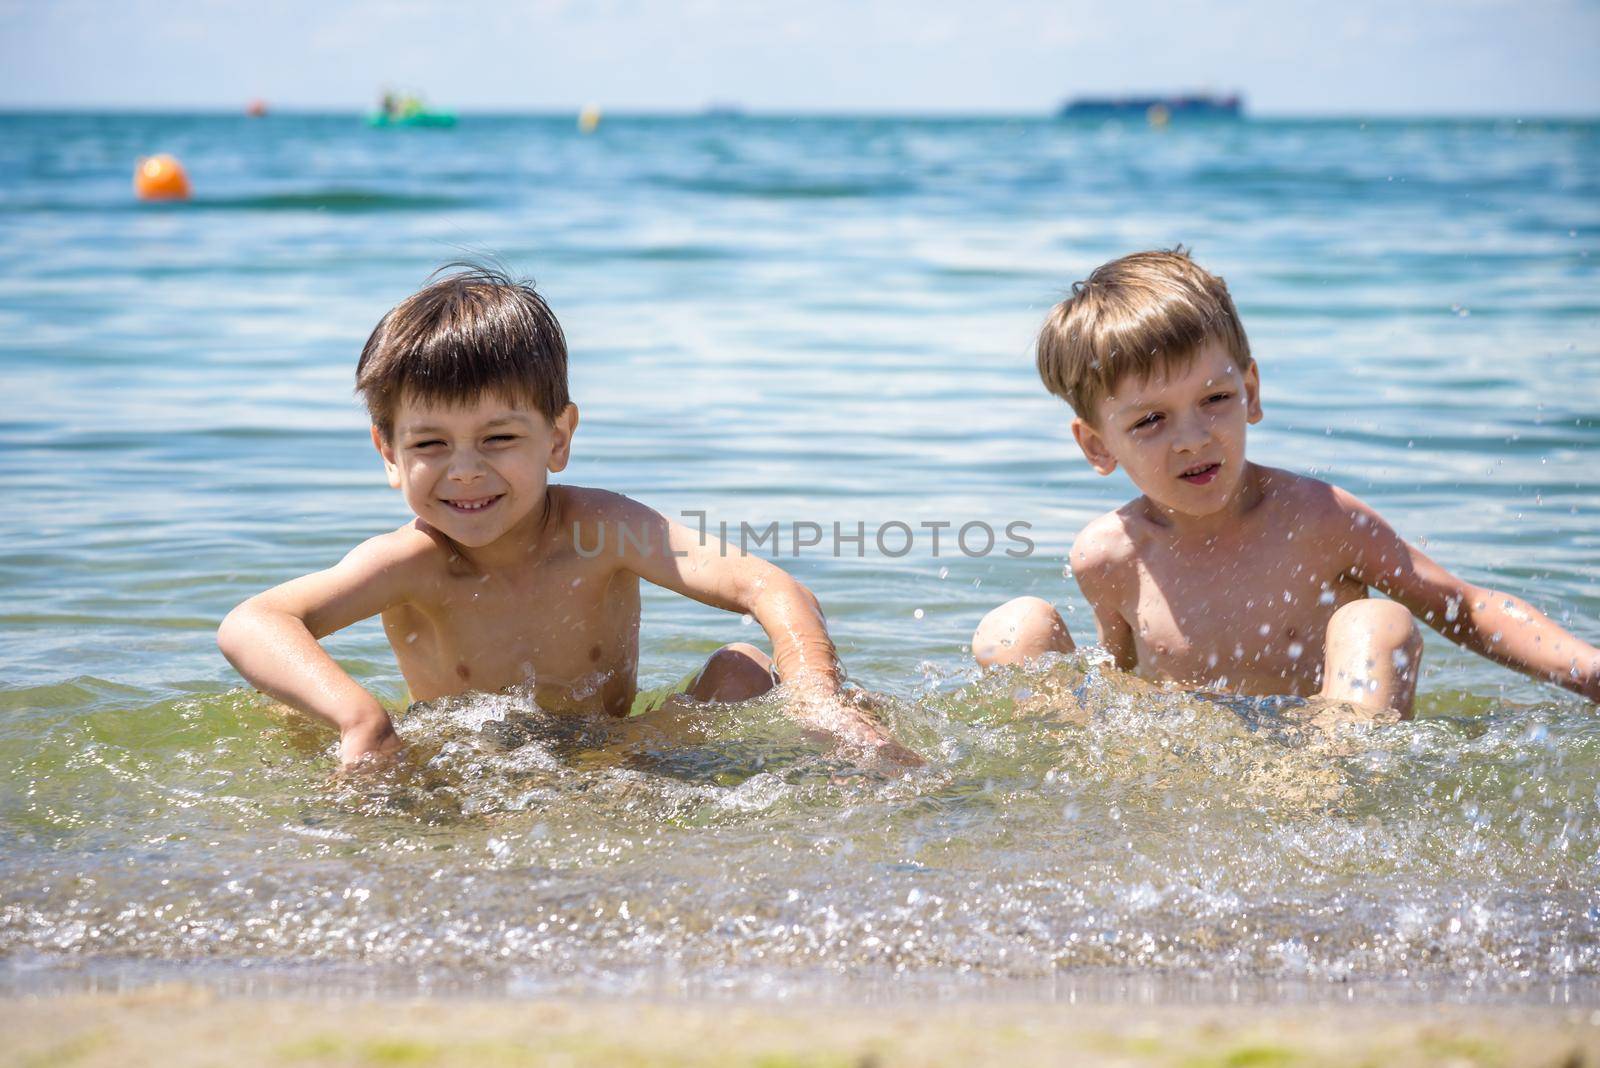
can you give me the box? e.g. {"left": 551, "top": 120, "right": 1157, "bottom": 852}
{"left": 578, "top": 103, "right": 602, "bottom": 134}
{"left": 134, "top": 154, "right": 191, "bottom": 201}
{"left": 1146, "top": 104, "right": 1171, "bottom": 129}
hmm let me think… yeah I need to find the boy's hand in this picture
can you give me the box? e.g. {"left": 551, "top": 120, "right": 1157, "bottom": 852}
{"left": 338, "top": 715, "right": 402, "bottom": 768}
{"left": 843, "top": 732, "right": 927, "bottom": 770}
{"left": 792, "top": 687, "right": 925, "bottom": 769}
{"left": 1579, "top": 655, "right": 1600, "bottom": 704}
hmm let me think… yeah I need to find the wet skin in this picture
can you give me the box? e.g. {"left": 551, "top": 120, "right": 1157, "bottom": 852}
{"left": 219, "top": 393, "right": 913, "bottom": 766}
{"left": 1056, "top": 340, "right": 1600, "bottom": 707}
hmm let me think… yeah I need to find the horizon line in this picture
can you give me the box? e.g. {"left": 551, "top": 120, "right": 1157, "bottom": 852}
{"left": 3, "top": 104, "right": 1598, "bottom": 122}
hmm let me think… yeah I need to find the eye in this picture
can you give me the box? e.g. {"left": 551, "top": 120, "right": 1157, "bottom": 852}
{"left": 1205, "top": 392, "right": 1234, "bottom": 405}
{"left": 409, "top": 438, "right": 446, "bottom": 450}
{"left": 484, "top": 434, "right": 520, "bottom": 445}
{"left": 1130, "top": 412, "right": 1163, "bottom": 431}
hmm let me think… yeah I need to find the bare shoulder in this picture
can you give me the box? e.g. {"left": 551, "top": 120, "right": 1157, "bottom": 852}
{"left": 336, "top": 521, "right": 458, "bottom": 588}
{"left": 1255, "top": 466, "right": 1358, "bottom": 529}
{"left": 1070, "top": 508, "right": 1138, "bottom": 594}
{"left": 551, "top": 484, "right": 657, "bottom": 525}
{"left": 1257, "top": 467, "right": 1400, "bottom": 571}
{"left": 1277, "top": 468, "right": 1390, "bottom": 529}
{"left": 246, "top": 521, "right": 451, "bottom": 626}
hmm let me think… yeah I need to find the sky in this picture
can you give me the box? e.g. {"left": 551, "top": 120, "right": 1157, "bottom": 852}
{"left": 3, "top": 0, "right": 1598, "bottom": 116}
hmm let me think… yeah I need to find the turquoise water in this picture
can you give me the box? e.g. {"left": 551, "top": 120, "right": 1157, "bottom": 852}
{"left": 1, "top": 113, "right": 1597, "bottom": 1000}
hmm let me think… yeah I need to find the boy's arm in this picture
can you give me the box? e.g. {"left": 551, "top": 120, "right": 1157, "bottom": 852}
{"left": 217, "top": 533, "right": 423, "bottom": 764}
{"left": 1337, "top": 491, "right": 1600, "bottom": 701}
{"left": 602, "top": 496, "right": 916, "bottom": 757}
{"left": 1070, "top": 521, "right": 1140, "bottom": 672}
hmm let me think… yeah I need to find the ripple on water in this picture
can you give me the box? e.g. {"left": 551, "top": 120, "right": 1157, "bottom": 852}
{"left": 2, "top": 656, "right": 1596, "bottom": 996}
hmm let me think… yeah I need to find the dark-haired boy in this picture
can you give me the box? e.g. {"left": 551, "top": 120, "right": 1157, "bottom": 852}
{"left": 220, "top": 268, "right": 916, "bottom": 766}
{"left": 973, "top": 250, "right": 1600, "bottom": 717}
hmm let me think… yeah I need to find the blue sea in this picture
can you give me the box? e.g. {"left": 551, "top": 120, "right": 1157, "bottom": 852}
{"left": 0, "top": 112, "right": 1597, "bottom": 1001}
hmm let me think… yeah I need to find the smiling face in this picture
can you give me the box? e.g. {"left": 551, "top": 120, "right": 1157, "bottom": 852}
{"left": 374, "top": 391, "right": 578, "bottom": 551}
{"left": 1071, "top": 339, "right": 1262, "bottom": 519}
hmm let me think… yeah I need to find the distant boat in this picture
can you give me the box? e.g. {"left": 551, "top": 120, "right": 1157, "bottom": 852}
{"left": 1059, "top": 93, "right": 1243, "bottom": 120}
{"left": 367, "top": 90, "right": 456, "bottom": 128}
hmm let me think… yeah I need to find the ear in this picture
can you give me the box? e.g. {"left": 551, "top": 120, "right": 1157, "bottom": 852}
{"left": 371, "top": 425, "right": 402, "bottom": 489}
{"left": 546, "top": 403, "right": 579, "bottom": 473}
{"left": 1071, "top": 417, "right": 1118, "bottom": 476}
{"left": 1244, "top": 362, "right": 1263, "bottom": 424}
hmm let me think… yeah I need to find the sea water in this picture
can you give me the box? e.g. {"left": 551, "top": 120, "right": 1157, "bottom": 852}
{"left": 0, "top": 112, "right": 1596, "bottom": 1001}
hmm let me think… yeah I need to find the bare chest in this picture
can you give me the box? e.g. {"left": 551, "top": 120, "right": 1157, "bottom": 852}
{"left": 1125, "top": 537, "right": 1364, "bottom": 694}
{"left": 384, "top": 560, "right": 641, "bottom": 711}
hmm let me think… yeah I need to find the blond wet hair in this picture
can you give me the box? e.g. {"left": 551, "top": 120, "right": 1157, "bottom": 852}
{"left": 1035, "top": 248, "right": 1252, "bottom": 423}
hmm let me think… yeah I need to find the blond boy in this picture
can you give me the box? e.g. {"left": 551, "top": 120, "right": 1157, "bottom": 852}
{"left": 220, "top": 267, "right": 914, "bottom": 766}
{"left": 974, "top": 249, "right": 1600, "bottom": 716}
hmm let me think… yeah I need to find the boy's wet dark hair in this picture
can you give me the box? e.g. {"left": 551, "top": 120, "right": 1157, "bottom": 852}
{"left": 356, "top": 264, "right": 570, "bottom": 440}
{"left": 1035, "top": 247, "right": 1252, "bottom": 424}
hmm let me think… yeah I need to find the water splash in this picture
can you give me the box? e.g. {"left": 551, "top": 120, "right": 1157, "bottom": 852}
{"left": 3, "top": 656, "right": 1595, "bottom": 997}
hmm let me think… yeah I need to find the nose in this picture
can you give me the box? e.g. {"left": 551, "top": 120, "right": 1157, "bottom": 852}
{"left": 1170, "top": 410, "right": 1212, "bottom": 454}
{"left": 446, "top": 448, "right": 487, "bottom": 483}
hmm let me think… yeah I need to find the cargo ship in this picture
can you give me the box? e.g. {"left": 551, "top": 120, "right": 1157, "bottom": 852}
{"left": 1059, "top": 93, "right": 1243, "bottom": 120}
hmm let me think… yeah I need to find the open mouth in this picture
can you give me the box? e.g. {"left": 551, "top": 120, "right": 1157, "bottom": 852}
{"left": 1178, "top": 462, "right": 1221, "bottom": 485}
{"left": 441, "top": 494, "right": 504, "bottom": 513}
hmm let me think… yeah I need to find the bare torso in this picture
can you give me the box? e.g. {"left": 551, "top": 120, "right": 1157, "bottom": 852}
{"left": 379, "top": 486, "right": 644, "bottom": 713}
{"left": 1084, "top": 467, "right": 1370, "bottom": 696}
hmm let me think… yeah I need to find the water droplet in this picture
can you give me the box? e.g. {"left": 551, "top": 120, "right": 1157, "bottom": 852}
{"left": 913, "top": 608, "right": 925, "bottom": 620}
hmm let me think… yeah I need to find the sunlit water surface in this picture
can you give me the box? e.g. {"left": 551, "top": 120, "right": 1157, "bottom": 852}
{"left": 0, "top": 113, "right": 1596, "bottom": 1002}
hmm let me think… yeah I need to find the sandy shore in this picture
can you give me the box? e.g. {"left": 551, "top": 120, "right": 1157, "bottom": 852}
{"left": 4, "top": 987, "right": 1598, "bottom": 1067}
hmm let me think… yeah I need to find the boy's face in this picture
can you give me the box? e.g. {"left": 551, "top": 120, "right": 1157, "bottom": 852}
{"left": 1071, "top": 339, "right": 1262, "bottom": 518}
{"left": 374, "top": 391, "right": 578, "bottom": 550}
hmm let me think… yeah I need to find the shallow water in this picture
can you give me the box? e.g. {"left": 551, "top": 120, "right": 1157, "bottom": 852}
{"left": 1, "top": 112, "right": 1597, "bottom": 1000}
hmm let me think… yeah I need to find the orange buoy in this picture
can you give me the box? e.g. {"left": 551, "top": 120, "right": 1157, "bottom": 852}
{"left": 246, "top": 98, "right": 268, "bottom": 118}
{"left": 134, "top": 154, "right": 191, "bottom": 201}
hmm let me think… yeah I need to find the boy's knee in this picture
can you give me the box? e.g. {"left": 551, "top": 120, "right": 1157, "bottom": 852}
{"left": 1323, "top": 600, "right": 1423, "bottom": 717}
{"left": 693, "top": 643, "right": 775, "bottom": 702}
{"left": 1329, "top": 599, "right": 1420, "bottom": 657}
{"left": 972, "top": 596, "right": 1076, "bottom": 669}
